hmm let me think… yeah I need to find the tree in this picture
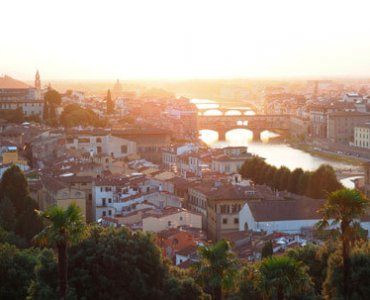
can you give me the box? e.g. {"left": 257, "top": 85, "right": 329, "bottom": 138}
{"left": 0, "top": 164, "right": 29, "bottom": 213}
{"left": 60, "top": 104, "right": 104, "bottom": 128}
{"left": 257, "top": 256, "right": 313, "bottom": 300}
{"left": 0, "top": 165, "right": 43, "bottom": 243}
{"left": 194, "top": 240, "right": 238, "bottom": 300}
{"left": 287, "top": 168, "right": 304, "bottom": 194}
{"left": 309, "top": 165, "right": 342, "bottom": 198}
{"left": 287, "top": 243, "right": 328, "bottom": 296}
{"left": 323, "top": 242, "right": 370, "bottom": 300}
{"left": 44, "top": 88, "right": 61, "bottom": 125}
{"left": 106, "top": 89, "right": 114, "bottom": 114}
{"left": 261, "top": 241, "right": 273, "bottom": 259}
{"left": 0, "top": 243, "right": 38, "bottom": 299}
{"left": 34, "top": 203, "right": 85, "bottom": 299}
{"left": 0, "top": 196, "right": 16, "bottom": 231}
{"left": 67, "top": 226, "right": 204, "bottom": 299}
{"left": 27, "top": 249, "right": 58, "bottom": 300}
{"left": 317, "top": 188, "right": 369, "bottom": 299}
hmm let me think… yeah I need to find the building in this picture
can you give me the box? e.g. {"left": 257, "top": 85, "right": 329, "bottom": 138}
{"left": 59, "top": 175, "right": 94, "bottom": 222}
{"left": 211, "top": 147, "right": 252, "bottom": 174}
{"left": 0, "top": 73, "right": 43, "bottom": 117}
{"left": 343, "top": 93, "right": 363, "bottom": 103}
{"left": 40, "top": 176, "right": 87, "bottom": 221}
{"left": 92, "top": 177, "right": 128, "bottom": 221}
{"left": 354, "top": 123, "right": 370, "bottom": 149}
{"left": 114, "top": 128, "right": 171, "bottom": 163}
{"left": 364, "top": 162, "right": 370, "bottom": 198}
{"left": 65, "top": 129, "right": 136, "bottom": 158}
{"left": 142, "top": 207, "right": 202, "bottom": 233}
{"left": 327, "top": 111, "right": 370, "bottom": 144}
{"left": 239, "top": 197, "right": 324, "bottom": 234}
{"left": 187, "top": 181, "right": 254, "bottom": 240}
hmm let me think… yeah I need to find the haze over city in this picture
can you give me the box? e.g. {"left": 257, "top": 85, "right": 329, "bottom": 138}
{"left": 1, "top": 1, "right": 370, "bottom": 300}
{"left": 2, "top": 0, "right": 370, "bottom": 81}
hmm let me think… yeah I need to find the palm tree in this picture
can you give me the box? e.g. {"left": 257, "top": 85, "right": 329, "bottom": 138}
{"left": 258, "top": 256, "right": 313, "bottom": 300}
{"left": 34, "top": 203, "right": 85, "bottom": 299}
{"left": 317, "top": 188, "right": 369, "bottom": 299}
{"left": 193, "top": 239, "right": 238, "bottom": 300}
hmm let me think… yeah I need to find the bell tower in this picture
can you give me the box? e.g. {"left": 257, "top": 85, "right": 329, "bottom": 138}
{"left": 35, "top": 70, "right": 41, "bottom": 90}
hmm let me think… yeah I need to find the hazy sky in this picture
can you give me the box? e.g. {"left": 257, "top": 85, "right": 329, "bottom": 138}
{"left": 1, "top": 0, "right": 370, "bottom": 81}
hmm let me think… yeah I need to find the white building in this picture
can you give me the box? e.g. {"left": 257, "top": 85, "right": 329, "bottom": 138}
{"left": 354, "top": 123, "right": 370, "bottom": 149}
{"left": 343, "top": 93, "right": 363, "bottom": 103}
{"left": 239, "top": 198, "right": 325, "bottom": 234}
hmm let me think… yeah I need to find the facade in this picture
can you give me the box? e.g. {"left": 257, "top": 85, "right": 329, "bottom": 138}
{"left": 92, "top": 177, "right": 127, "bottom": 221}
{"left": 354, "top": 123, "right": 370, "bottom": 149}
{"left": 114, "top": 128, "right": 171, "bottom": 163}
{"left": 187, "top": 182, "right": 253, "bottom": 240}
{"left": 364, "top": 162, "right": 370, "bottom": 198}
{"left": 40, "top": 177, "right": 87, "bottom": 221}
{"left": 0, "top": 74, "right": 43, "bottom": 117}
{"left": 66, "top": 130, "right": 136, "bottom": 158}
{"left": 239, "top": 198, "right": 324, "bottom": 234}
{"left": 142, "top": 207, "right": 202, "bottom": 233}
{"left": 327, "top": 111, "right": 370, "bottom": 144}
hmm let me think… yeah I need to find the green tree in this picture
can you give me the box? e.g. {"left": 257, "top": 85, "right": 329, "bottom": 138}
{"left": 44, "top": 88, "right": 61, "bottom": 125}
{"left": 323, "top": 242, "right": 370, "bottom": 300}
{"left": 194, "top": 240, "right": 238, "bottom": 300}
{"left": 309, "top": 165, "right": 342, "bottom": 198}
{"left": 287, "top": 168, "right": 304, "bottom": 194}
{"left": 68, "top": 226, "right": 195, "bottom": 299}
{"left": 287, "top": 243, "right": 327, "bottom": 296}
{"left": 0, "top": 164, "right": 29, "bottom": 213}
{"left": 0, "top": 243, "right": 38, "bottom": 299}
{"left": 261, "top": 240, "right": 273, "bottom": 259}
{"left": 27, "top": 249, "right": 58, "bottom": 300}
{"left": 258, "top": 256, "right": 313, "bottom": 300}
{"left": 0, "top": 196, "right": 16, "bottom": 231}
{"left": 317, "top": 188, "right": 369, "bottom": 299}
{"left": 34, "top": 203, "right": 85, "bottom": 299}
{"left": 106, "top": 89, "right": 114, "bottom": 114}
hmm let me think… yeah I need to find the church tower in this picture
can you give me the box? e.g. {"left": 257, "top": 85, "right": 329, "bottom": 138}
{"left": 35, "top": 70, "right": 41, "bottom": 90}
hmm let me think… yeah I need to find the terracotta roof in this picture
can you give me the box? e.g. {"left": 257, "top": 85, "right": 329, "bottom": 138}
{"left": 176, "top": 244, "right": 198, "bottom": 256}
{"left": 0, "top": 75, "right": 31, "bottom": 89}
{"left": 247, "top": 198, "right": 325, "bottom": 222}
{"left": 177, "top": 259, "right": 195, "bottom": 269}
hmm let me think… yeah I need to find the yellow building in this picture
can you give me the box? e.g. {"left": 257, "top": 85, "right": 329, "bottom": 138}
{"left": 41, "top": 176, "right": 87, "bottom": 221}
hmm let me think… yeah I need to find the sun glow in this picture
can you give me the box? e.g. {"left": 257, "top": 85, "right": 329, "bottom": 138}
{"left": 2, "top": 0, "right": 370, "bottom": 80}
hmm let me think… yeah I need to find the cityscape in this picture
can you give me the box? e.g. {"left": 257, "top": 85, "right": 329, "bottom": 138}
{"left": 1, "top": 1, "right": 370, "bottom": 300}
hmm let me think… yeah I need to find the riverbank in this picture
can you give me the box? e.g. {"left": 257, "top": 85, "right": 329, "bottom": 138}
{"left": 290, "top": 142, "right": 365, "bottom": 167}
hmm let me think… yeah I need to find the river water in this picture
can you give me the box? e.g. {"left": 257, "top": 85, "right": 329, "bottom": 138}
{"left": 192, "top": 99, "right": 361, "bottom": 188}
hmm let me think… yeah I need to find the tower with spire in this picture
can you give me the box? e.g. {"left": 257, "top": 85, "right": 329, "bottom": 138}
{"left": 35, "top": 70, "right": 41, "bottom": 90}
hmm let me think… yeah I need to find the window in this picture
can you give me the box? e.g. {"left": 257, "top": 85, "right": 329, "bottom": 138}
{"left": 179, "top": 216, "right": 183, "bottom": 221}
{"left": 108, "top": 198, "right": 112, "bottom": 203}
{"left": 234, "top": 218, "right": 239, "bottom": 224}
{"left": 168, "top": 221, "right": 172, "bottom": 227}
{"left": 108, "top": 210, "right": 112, "bottom": 216}
{"left": 222, "top": 218, "right": 228, "bottom": 224}
{"left": 121, "top": 145, "right": 128, "bottom": 153}
{"left": 102, "top": 211, "right": 106, "bottom": 217}
{"left": 102, "top": 198, "right": 106, "bottom": 206}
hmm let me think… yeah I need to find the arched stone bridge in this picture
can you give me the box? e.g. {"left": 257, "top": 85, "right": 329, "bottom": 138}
{"left": 197, "top": 114, "right": 290, "bottom": 141}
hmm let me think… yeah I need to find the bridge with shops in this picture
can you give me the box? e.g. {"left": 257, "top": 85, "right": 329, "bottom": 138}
{"left": 197, "top": 114, "right": 290, "bottom": 141}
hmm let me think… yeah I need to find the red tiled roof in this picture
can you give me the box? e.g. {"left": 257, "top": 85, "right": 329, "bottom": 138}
{"left": 0, "top": 75, "right": 31, "bottom": 89}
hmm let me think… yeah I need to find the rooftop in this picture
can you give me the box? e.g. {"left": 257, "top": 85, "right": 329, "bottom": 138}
{"left": 0, "top": 75, "right": 31, "bottom": 89}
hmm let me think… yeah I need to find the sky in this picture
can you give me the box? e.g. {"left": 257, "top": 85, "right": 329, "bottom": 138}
{"left": 1, "top": 0, "right": 370, "bottom": 81}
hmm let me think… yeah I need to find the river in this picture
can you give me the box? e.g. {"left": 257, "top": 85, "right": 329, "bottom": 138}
{"left": 192, "top": 98, "right": 362, "bottom": 188}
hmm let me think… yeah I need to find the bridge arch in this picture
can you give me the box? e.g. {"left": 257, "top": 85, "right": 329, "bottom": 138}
{"left": 224, "top": 110, "right": 242, "bottom": 116}
{"left": 202, "top": 109, "right": 223, "bottom": 116}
